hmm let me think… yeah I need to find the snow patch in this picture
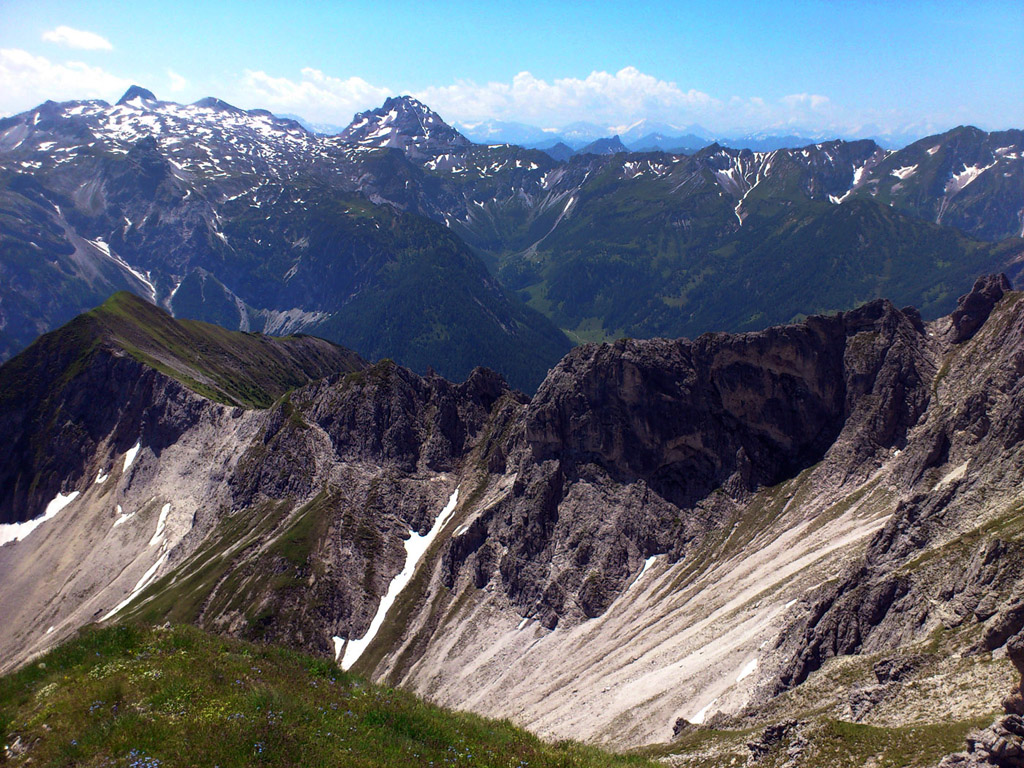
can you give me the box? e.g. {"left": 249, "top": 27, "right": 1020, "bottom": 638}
{"left": 113, "top": 504, "right": 134, "bottom": 528}
{"left": 0, "top": 491, "right": 80, "bottom": 547}
{"left": 339, "top": 488, "right": 460, "bottom": 669}
{"left": 95, "top": 470, "right": 109, "bottom": 484}
{"left": 891, "top": 164, "right": 918, "bottom": 180}
{"left": 123, "top": 442, "right": 141, "bottom": 471}
{"left": 834, "top": 160, "right": 871, "bottom": 204}
{"left": 101, "top": 551, "right": 170, "bottom": 621}
{"left": 691, "top": 697, "right": 718, "bottom": 725}
{"left": 946, "top": 163, "right": 994, "bottom": 195}
{"left": 89, "top": 240, "right": 157, "bottom": 302}
{"left": 149, "top": 503, "right": 170, "bottom": 546}
{"left": 736, "top": 657, "right": 758, "bottom": 682}
{"left": 634, "top": 556, "right": 657, "bottom": 585}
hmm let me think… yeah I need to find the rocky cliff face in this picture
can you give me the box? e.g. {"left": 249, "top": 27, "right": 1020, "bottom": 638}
{"left": 769, "top": 274, "right": 1024, "bottom": 695}
{"left": 2, "top": 278, "right": 1024, "bottom": 757}
{"left": 434, "top": 298, "right": 930, "bottom": 631}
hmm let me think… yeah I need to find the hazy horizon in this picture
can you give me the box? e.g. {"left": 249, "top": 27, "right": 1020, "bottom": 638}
{"left": 1, "top": 0, "right": 1021, "bottom": 138}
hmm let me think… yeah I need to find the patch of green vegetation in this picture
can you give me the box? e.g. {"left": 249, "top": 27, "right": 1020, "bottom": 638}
{"left": 902, "top": 500, "right": 1024, "bottom": 576}
{"left": 125, "top": 499, "right": 294, "bottom": 626}
{"left": 646, "top": 715, "right": 992, "bottom": 768}
{"left": 638, "top": 726, "right": 755, "bottom": 763}
{"left": 932, "top": 351, "right": 956, "bottom": 395}
{"left": 718, "top": 467, "right": 816, "bottom": 560}
{"left": 802, "top": 476, "right": 888, "bottom": 539}
{"left": 90, "top": 292, "right": 363, "bottom": 409}
{"left": 484, "top": 166, "right": 1021, "bottom": 349}
{"left": 798, "top": 717, "right": 990, "bottom": 768}
{"left": 269, "top": 488, "right": 336, "bottom": 568}
{"left": 221, "top": 194, "right": 573, "bottom": 392}
{"left": 563, "top": 317, "right": 623, "bottom": 346}
{"left": 0, "top": 624, "right": 656, "bottom": 768}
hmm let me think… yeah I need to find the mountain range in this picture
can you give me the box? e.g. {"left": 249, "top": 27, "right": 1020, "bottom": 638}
{"left": 1, "top": 87, "right": 1022, "bottom": 389}
{"left": 0, "top": 89, "right": 572, "bottom": 390}
{"left": 453, "top": 117, "right": 932, "bottom": 154}
{"left": 1, "top": 275, "right": 1023, "bottom": 765}
{"left": 4, "top": 81, "right": 1024, "bottom": 765}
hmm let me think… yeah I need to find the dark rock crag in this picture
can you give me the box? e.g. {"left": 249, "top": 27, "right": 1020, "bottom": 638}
{"left": 442, "top": 296, "right": 931, "bottom": 628}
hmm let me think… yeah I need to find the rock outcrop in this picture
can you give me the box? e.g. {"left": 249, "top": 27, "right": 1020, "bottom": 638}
{"left": 768, "top": 276, "right": 1024, "bottom": 695}
{"left": 442, "top": 297, "right": 931, "bottom": 629}
{"left": 948, "top": 273, "right": 1012, "bottom": 344}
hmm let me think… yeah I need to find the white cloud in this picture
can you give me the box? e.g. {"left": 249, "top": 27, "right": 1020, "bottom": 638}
{"left": 41, "top": 26, "right": 113, "bottom": 51}
{"left": 0, "top": 53, "right": 883, "bottom": 137}
{"left": 0, "top": 49, "right": 130, "bottom": 114}
{"left": 414, "top": 67, "right": 720, "bottom": 127}
{"left": 167, "top": 69, "right": 187, "bottom": 93}
{"left": 230, "top": 66, "right": 722, "bottom": 129}
{"left": 781, "top": 93, "right": 830, "bottom": 111}
{"left": 237, "top": 67, "right": 391, "bottom": 123}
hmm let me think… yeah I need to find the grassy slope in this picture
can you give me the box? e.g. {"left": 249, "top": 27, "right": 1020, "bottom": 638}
{"left": 0, "top": 624, "right": 656, "bottom": 768}
{"left": 93, "top": 291, "right": 366, "bottom": 408}
{"left": 0, "top": 291, "right": 364, "bottom": 411}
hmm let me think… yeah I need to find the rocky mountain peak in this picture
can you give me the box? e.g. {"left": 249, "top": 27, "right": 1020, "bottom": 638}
{"left": 340, "top": 94, "right": 472, "bottom": 159}
{"left": 947, "top": 272, "right": 1012, "bottom": 343}
{"left": 116, "top": 85, "right": 158, "bottom": 106}
{"left": 576, "top": 135, "right": 629, "bottom": 156}
{"left": 381, "top": 94, "right": 432, "bottom": 115}
{"left": 191, "top": 96, "right": 247, "bottom": 115}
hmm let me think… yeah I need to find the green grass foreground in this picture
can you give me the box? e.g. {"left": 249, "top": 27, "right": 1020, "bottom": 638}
{"left": 0, "top": 624, "right": 657, "bottom": 768}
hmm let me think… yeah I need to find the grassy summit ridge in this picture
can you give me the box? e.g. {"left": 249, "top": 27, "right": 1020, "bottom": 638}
{"left": 0, "top": 623, "right": 656, "bottom": 768}
{"left": 90, "top": 292, "right": 366, "bottom": 409}
{"left": 0, "top": 292, "right": 364, "bottom": 411}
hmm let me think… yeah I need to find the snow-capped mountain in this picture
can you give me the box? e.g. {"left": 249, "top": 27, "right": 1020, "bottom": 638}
{"left": 0, "top": 86, "right": 1021, "bottom": 384}
{"left": 454, "top": 119, "right": 554, "bottom": 146}
{"left": 340, "top": 95, "right": 472, "bottom": 159}
{"left": 0, "top": 87, "right": 572, "bottom": 389}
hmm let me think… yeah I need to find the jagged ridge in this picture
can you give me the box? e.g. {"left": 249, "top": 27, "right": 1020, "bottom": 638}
{"left": 1, "top": 276, "right": 1024, "bottom": 759}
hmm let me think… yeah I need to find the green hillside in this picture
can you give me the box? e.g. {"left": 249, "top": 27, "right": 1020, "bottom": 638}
{"left": 0, "top": 292, "right": 364, "bottom": 411}
{"left": 0, "top": 624, "right": 656, "bottom": 768}
{"left": 495, "top": 175, "right": 1024, "bottom": 342}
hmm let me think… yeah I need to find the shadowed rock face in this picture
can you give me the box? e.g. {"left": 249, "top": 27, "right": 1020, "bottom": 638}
{"left": 440, "top": 297, "right": 934, "bottom": 628}
{"left": 524, "top": 299, "right": 928, "bottom": 506}
{"left": 0, "top": 347, "right": 211, "bottom": 527}
{"left": 1006, "top": 631, "right": 1024, "bottom": 716}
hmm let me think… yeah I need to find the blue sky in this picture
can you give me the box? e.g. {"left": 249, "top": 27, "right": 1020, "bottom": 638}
{"left": 1, "top": 0, "right": 1021, "bottom": 136}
